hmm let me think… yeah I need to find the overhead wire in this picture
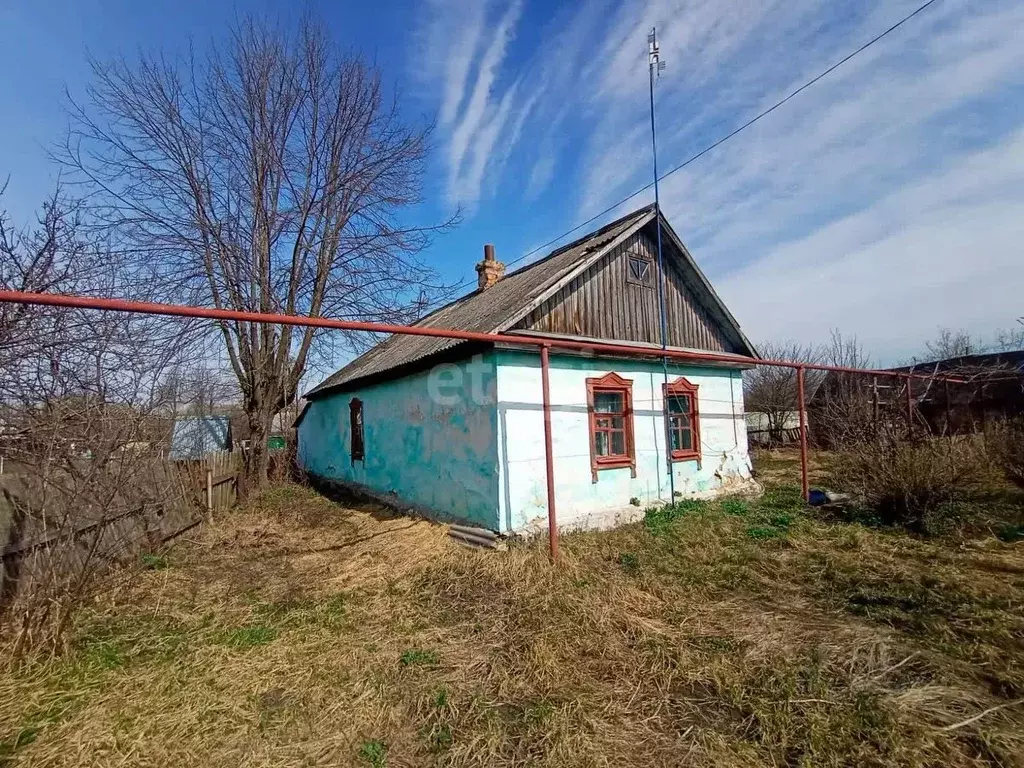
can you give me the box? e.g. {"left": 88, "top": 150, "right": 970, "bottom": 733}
{"left": 451, "top": 0, "right": 941, "bottom": 288}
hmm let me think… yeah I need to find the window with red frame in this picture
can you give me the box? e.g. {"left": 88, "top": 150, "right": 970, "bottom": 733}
{"left": 586, "top": 372, "right": 636, "bottom": 482}
{"left": 663, "top": 377, "right": 700, "bottom": 461}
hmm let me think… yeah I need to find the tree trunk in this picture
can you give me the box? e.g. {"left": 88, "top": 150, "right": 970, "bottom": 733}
{"left": 243, "top": 405, "right": 272, "bottom": 496}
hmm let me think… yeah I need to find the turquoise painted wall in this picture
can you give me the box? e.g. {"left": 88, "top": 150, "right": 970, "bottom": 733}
{"left": 297, "top": 352, "right": 500, "bottom": 530}
{"left": 495, "top": 350, "right": 751, "bottom": 533}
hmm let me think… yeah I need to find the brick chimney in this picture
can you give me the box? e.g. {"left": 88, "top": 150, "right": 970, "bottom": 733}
{"left": 475, "top": 243, "right": 505, "bottom": 291}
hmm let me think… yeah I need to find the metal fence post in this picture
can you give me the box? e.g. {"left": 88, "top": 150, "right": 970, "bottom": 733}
{"left": 540, "top": 344, "right": 558, "bottom": 562}
{"left": 797, "top": 366, "right": 809, "bottom": 502}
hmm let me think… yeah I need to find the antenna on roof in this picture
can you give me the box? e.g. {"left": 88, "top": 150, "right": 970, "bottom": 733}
{"left": 648, "top": 28, "right": 666, "bottom": 76}
{"left": 648, "top": 26, "right": 674, "bottom": 501}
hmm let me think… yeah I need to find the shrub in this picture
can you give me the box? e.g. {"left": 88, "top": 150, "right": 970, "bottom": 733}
{"left": 828, "top": 435, "right": 995, "bottom": 534}
{"left": 984, "top": 418, "right": 1024, "bottom": 489}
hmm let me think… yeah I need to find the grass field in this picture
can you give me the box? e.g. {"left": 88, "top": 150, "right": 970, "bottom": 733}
{"left": 2, "top": 451, "right": 1023, "bottom": 766}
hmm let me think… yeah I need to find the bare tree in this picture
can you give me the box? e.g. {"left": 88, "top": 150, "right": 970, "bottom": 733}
{"left": 912, "top": 325, "right": 1024, "bottom": 364}
{"left": 993, "top": 323, "right": 1024, "bottom": 353}
{"left": 60, "top": 17, "right": 456, "bottom": 489}
{"left": 744, "top": 342, "right": 823, "bottom": 446}
{"left": 923, "top": 328, "right": 978, "bottom": 362}
{"left": 1, "top": 190, "right": 199, "bottom": 653}
{"left": 810, "top": 331, "right": 877, "bottom": 448}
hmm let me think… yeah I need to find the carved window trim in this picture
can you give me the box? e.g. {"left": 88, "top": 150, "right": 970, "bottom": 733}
{"left": 663, "top": 377, "right": 701, "bottom": 463}
{"left": 586, "top": 372, "right": 637, "bottom": 483}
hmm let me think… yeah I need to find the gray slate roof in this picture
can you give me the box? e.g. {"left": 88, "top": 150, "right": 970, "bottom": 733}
{"left": 307, "top": 206, "right": 657, "bottom": 397}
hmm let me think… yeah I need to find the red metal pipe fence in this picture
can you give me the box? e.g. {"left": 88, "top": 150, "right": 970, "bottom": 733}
{"left": 0, "top": 290, "right": 970, "bottom": 556}
{"left": 0, "top": 290, "right": 960, "bottom": 382}
{"left": 796, "top": 366, "right": 810, "bottom": 502}
{"left": 539, "top": 344, "right": 558, "bottom": 560}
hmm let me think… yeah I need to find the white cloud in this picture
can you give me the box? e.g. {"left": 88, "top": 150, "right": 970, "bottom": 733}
{"left": 564, "top": 0, "right": 1024, "bottom": 359}
{"left": 715, "top": 129, "right": 1024, "bottom": 363}
{"left": 431, "top": 1, "right": 486, "bottom": 128}
{"left": 525, "top": 153, "right": 555, "bottom": 201}
{"left": 416, "top": 0, "right": 525, "bottom": 207}
{"left": 411, "top": 0, "right": 1024, "bottom": 359}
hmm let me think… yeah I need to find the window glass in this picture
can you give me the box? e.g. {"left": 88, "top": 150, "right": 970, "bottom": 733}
{"left": 664, "top": 380, "right": 700, "bottom": 461}
{"left": 587, "top": 374, "right": 635, "bottom": 474}
{"left": 671, "top": 425, "right": 692, "bottom": 452}
{"left": 667, "top": 394, "right": 690, "bottom": 414}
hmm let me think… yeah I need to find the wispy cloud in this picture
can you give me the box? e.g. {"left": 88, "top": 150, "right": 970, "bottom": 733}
{"left": 716, "top": 128, "right": 1024, "bottom": 363}
{"left": 417, "top": 0, "right": 525, "bottom": 207}
{"left": 412, "top": 0, "right": 1024, "bottom": 358}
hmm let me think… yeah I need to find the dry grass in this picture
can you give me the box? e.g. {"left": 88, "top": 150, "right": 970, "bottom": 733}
{"left": 826, "top": 435, "right": 1003, "bottom": 534}
{"left": 750, "top": 446, "right": 830, "bottom": 487}
{"left": 2, "top": 468, "right": 1023, "bottom": 767}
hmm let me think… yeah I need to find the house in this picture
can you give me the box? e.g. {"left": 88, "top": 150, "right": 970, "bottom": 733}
{"left": 296, "top": 205, "right": 759, "bottom": 534}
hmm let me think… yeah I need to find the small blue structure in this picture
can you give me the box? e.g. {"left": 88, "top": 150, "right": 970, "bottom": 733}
{"left": 169, "top": 416, "right": 232, "bottom": 460}
{"left": 298, "top": 207, "right": 760, "bottom": 533}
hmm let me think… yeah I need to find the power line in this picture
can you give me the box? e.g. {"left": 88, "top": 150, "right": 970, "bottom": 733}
{"left": 487, "top": 0, "right": 941, "bottom": 277}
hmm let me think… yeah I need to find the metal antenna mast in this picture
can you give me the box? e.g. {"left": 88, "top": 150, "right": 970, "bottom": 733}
{"left": 648, "top": 27, "right": 675, "bottom": 503}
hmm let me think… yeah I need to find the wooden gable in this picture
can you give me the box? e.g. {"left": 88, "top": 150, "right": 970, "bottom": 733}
{"left": 513, "top": 223, "right": 744, "bottom": 354}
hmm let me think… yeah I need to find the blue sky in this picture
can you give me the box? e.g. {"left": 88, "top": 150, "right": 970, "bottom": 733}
{"left": 2, "top": 0, "right": 1023, "bottom": 365}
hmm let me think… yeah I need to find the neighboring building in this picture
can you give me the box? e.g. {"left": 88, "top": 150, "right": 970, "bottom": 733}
{"left": 297, "top": 206, "right": 759, "bottom": 534}
{"left": 169, "top": 416, "right": 232, "bottom": 460}
{"left": 807, "top": 350, "right": 1024, "bottom": 445}
{"left": 745, "top": 411, "right": 805, "bottom": 446}
{"left": 896, "top": 350, "right": 1024, "bottom": 434}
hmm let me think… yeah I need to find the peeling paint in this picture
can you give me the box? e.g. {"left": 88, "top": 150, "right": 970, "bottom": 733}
{"left": 298, "top": 348, "right": 754, "bottom": 536}
{"left": 298, "top": 353, "right": 500, "bottom": 530}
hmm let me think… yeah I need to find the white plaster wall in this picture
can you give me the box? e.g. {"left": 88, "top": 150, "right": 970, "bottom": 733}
{"left": 495, "top": 350, "right": 752, "bottom": 533}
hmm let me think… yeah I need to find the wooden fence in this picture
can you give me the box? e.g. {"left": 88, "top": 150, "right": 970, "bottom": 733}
{"left": 1, "top": 450, "right": 244, "bottom": 616}
{"left": 174, "top": 450, "right": 242, "bottom": 515}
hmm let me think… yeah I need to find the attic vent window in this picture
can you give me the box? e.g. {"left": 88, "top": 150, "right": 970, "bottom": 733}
{"left": 627, "top": 254, "right": 652, "bottom": 286}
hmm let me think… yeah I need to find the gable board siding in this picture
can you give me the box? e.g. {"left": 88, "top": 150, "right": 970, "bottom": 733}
{"left": 515, "top": 229, "right": 739, "bottom": 353}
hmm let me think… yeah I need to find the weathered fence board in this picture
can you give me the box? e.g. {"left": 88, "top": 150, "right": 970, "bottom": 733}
{"left": 171, "top": 450, "right": 241, "bottom": 514}
{"left": 1, "top": 450, "right": 243, "bottom": 616}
